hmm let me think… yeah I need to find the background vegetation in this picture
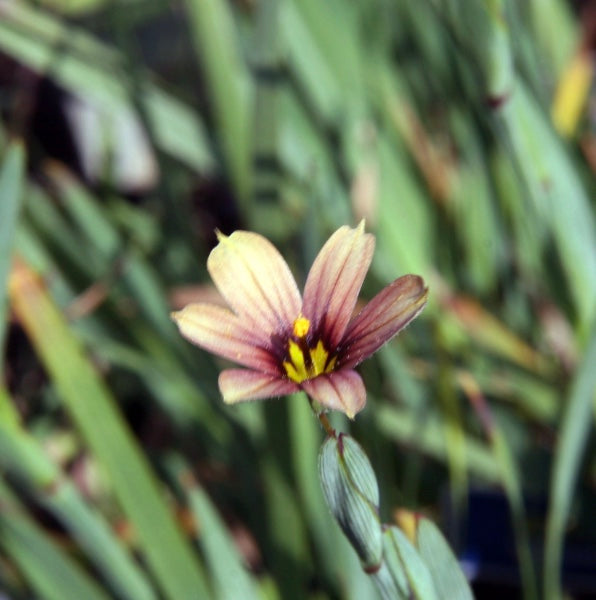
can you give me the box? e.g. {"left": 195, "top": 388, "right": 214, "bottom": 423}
{"left": 1, "top": 0, "right": 595, "bottom": 598}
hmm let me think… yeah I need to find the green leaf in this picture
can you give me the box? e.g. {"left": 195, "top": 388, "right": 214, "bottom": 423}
{"left": 0, "top": 141, "right": 24, "bottom": 377}
{"left": 165, "top": 454, "right": 260, "bottom": 600}
{"left": 184, "top": 0, "right": 252, "bottom": 201}
{"left": 0, "top": 388, "right": 157, "bottom": 600}
{"left": 0, "top": 5, "right": 213, "bottom": 172}
{"left": 544, "top": 322, "right": 596, "bottom": 599}
{"left": 374, "top": 404, "right": 500, "bottom": 483}
{"left": 8, "top": 261, "right": 210, "bottom": 600}
{"left": 498, "top": 83, "right": 596, "bottom": 334}
{"left": 0, "top": 478, "right": 110, "bottom": 600}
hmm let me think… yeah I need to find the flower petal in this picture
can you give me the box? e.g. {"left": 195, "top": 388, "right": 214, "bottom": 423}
{"left": 301, "top": 370, "right": 366, "bottom": 419}
{"left": 172, "top": 304, "right": 279, "bottom": 373}
{"left": 339, "top": 275, "right": 428, "bottom": 369}
{"left": 208, "top": 231, "right": 302, "bottom": 335}
{"left": 302, "top": 221, "right": 374, "bottom": 348}
{"left": 219, "top": 369, "right": 299, "bottom": 404}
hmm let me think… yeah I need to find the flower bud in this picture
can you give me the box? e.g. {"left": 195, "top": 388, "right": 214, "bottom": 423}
{"left": 318, "top": 434, "right": 383, "bottom": 570}
{"left": 383, "top": 526, "right": 437, "bottom": 599}
{"left": 394, "top": 508, "right": 420, "bottom": 545}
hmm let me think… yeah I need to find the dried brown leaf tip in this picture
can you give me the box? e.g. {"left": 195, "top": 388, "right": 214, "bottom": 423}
{"left": 172, "top": 222, "right": 428, "bottom": 419}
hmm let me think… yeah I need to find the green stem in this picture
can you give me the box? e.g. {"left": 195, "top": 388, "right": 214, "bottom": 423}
{"left": 307, "top": 395, "right": 336, "bottom": 437}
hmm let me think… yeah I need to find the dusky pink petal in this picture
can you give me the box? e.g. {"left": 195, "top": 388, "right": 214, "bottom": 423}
{"left": 339, "top": 275, "right": 428, "bottom": 369}
{"left": 207, "top": 231, "right": 302, "bottom": 335}
{"left": 172, "top": 303, "right": 279, "bottom": 374}
{"left": 300, "top": 370, "right": 366, "bottom": 419}
{"left": 302, "top": 222, "right": 374, "bottom": 348}
{"left": 219, "top": 369, "right": 299, "bottom": 404}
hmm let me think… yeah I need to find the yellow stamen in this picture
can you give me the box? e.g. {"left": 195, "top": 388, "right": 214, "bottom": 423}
{"left": 325, "top": 355, "right": 337, "bottom": 373}
{"left": 283, "top": 361, "right": 301, "bottom": 383}
{"left": 284, "top": 339, "right": 309, "bottom": 383}
{"left": 309, "top": 340, "right": 329, "bottom": 377}
{"left": 283, "top": 338, "right": 337, "bottom": 383}
{"left": 293, "top": 316, "right": 310, "bottom": 338}
{"left": 283, "top": 315, "right": 337, "bottom": 384}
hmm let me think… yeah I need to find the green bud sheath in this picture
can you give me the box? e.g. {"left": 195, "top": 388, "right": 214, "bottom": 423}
{"left": 318, "top": 434, "right": 383, "bottom": 570}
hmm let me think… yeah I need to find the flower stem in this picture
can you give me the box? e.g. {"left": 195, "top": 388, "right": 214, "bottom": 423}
{"left": 318, "top": 412, "right": 336, "bottom": 437}
{"left": 307, "top": 395, "right": 336, "bottom": 437}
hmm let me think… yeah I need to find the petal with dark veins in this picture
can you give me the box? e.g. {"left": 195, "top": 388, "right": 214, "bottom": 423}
{"left": 302, "top": 221, "right": 374, "bottom": 348}
{"left": 340, "top": 275, "right": 428, "bottom": 369}
{"left": 219, "top": 369, "right": 299, "bottom": 404}
{"left": 172, "top": 303, "right": 279, "bottom": 373}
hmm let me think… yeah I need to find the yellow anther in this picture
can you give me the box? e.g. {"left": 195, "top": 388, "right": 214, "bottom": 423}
{"left": 293, "top": 316, "right": 310, "bottom": 338}
{"left": 283, "top": 361, "right": 301, "bottom": 383}
{"left": 284, "top": 339, "right": 308, "bottom": 382}
{"left": 283, "top": 337, "right": 337, "bottom": 384}
{"left": 309, "top": 340, "right": 329, "bottom": 377}
{"left": 326, "top": 355, "right": 337, "bottom": 373}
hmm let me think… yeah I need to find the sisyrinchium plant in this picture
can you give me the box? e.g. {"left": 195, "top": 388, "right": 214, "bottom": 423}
{"left": 1, "top": 1, "right": 594, "bottom": 598}
{"left": 172, "top": 221, "right": 473, "bottom": 598}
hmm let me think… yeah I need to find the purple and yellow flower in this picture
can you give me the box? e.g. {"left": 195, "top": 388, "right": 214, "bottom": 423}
{"left": 172, "top": 222, "right": 428, "bottom": 418}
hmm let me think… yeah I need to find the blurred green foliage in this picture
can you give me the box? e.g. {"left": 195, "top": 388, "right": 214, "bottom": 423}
{"left": 0, "top": 0, "right": 595, "bottom": 599}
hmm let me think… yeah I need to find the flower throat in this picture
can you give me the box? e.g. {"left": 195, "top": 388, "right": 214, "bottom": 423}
{"left": 282, "top": 316, "right": 337, "bottom": 383}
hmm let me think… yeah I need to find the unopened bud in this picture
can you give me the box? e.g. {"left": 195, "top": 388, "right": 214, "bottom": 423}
{"left": 383, "top": 526, "right": 437, "bottom": 599}
{"left": 318, "top": 434, "right": 382, "bottom": 570}
{"left": 395, "top": 508, "right": 420, "bottom": 545}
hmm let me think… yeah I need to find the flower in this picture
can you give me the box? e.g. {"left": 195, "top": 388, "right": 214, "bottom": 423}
{"left": 171, "top": 222, "right": 428, "bottom": 418}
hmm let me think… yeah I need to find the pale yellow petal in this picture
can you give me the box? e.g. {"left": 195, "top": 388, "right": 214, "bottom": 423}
{"left": 208, "top": 231, "right": 301, "bottom": 335}
{"left": 219, "top": 369, "right": 299, "bottom": 404}
{"left": 172, "top": 303, "right": 278, "bottom": 373}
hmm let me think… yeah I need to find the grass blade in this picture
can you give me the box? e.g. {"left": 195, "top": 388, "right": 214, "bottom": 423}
{"left": 544, "top": 322, "right": 596, "bottom": 599}
{"left": 0, "top": 388, "right": 157, "bottom": 600}
{"left": 0, "top": 4, "right": 213, "bottom": 171}
{"left": 8, "top": 259, "right": 209, "bottom": 600}
{"left": 0, "top": 478, "right": 110, "bottom": 600}
{"left": 0, "top": 141, "right": 24, "bottom": 377}
{"left": 184, "top": 0, "right": 252, "bottom": 201}
{"left": 166, "top": 454, "right": 260, "bottom": 600}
